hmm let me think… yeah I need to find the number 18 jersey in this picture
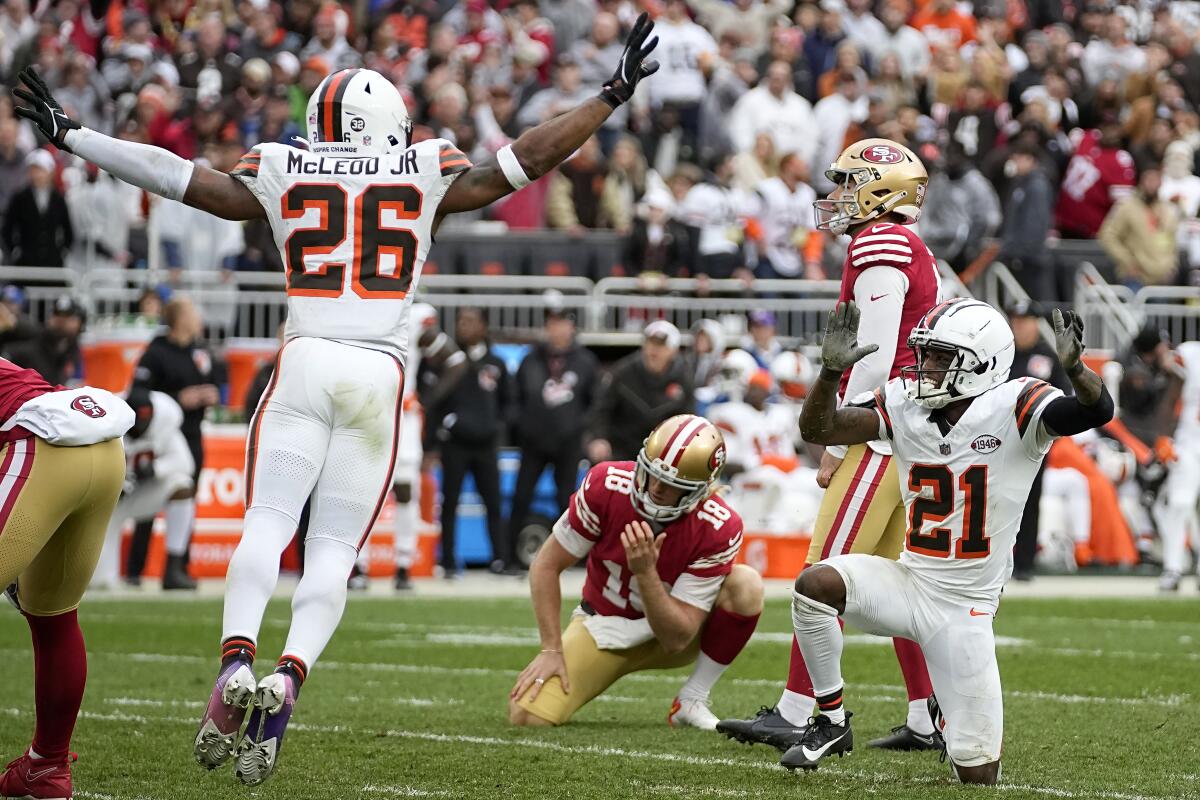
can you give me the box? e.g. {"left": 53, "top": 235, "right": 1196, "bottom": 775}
{"left": 232, "top": 140, "right": 472, "bottom": 362}
{"left": 872, "top": 376, "right": 1063, "bottom": 610}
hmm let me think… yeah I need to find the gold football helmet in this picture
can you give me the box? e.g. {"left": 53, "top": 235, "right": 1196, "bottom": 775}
{"left": 813, "top": 138, "right": 928, "bottom": 236}
{"left": 633, "top": 414, "right": 727, "bottom": 522}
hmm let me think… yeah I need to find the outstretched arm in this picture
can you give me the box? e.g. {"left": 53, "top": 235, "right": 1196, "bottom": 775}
{"left": 14, "top": 68, "right": 264, "bottom": 221}
{"left": 437, "top": 13, "right": 659, "bottom": 219}
{"left": 799, "top": 302, "right": 886, "bottom": 446}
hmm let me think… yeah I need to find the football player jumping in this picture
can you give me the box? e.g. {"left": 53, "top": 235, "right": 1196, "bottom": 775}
{"left": 784, "top": 300, "right": 1113, "bottom": 782}
{"left": 509, "top": 415, "right": 763, "bottom": 729}
{"left": 14, "top": 13, "right": 660, "bottom": 786}
{"left": 720, "top": 139, "right": 941, "bottom": 753}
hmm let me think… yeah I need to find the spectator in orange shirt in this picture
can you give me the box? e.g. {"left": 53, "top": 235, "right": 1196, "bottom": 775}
{"left": 911, "top": 0, "right": 977, "bottom": 51}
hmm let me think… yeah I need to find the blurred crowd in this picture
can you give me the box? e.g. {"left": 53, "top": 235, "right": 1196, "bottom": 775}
{"left": 0, "top": 0, "right": 1199, "bottom": 298}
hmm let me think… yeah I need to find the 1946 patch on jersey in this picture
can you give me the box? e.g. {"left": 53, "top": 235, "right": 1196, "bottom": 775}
{"left": 971, "top": 434, "right": 1002, "bottom": 454}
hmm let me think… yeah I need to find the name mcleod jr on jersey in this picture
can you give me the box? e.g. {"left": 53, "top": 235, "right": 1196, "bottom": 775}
{"left": 284, "top": 149, "right": 420, "bottom": 176}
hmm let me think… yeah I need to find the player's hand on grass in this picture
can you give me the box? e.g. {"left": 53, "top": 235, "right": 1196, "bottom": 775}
{"left": 511, "top": 649, "right": 569, "bottom": 700}
{"left": 1052, "top": 308, "right": 1085, "bottom": 374}
{"left": 621, "top": 520, "right": 662, "bottom": 576}
{"left": 599, "top": 12, "right": 659, "bottom": 109}
{"left": 12, "top": 67, "right": 80, "bottom": 149}
{"left": 820, "top": 302, "right": 878, "bottom": 374}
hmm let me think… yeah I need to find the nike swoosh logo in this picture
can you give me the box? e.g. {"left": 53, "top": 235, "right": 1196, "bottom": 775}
{"left": 26, "top": 767, "right": 57, "bottom": 780}
{"left": 870, "top": 293, "right": 887, "bottom": 301}
{"left": 800, "top": 740, "right": 839, "bottom": 761}
{"left": 969, "top": 608, "right": 990, "bottom": 617}
{"left": 871, "top": 224, "right": 893, "bottom": 233}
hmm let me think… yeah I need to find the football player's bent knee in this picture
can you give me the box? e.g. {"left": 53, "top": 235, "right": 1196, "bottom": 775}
{"left": 717, "top": 564, "right": 764, "bottom": 616}
{"left": 793, "top": 565, "right": 846, "bottom": 612}
{"left": 953, "top": 760, "right": 1001, "bottom": 785}
{"left": 508, "top": 699, "right": 555, "bottom": 727}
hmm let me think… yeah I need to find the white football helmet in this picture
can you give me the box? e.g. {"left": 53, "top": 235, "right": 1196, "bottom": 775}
{"left": 305, "top": 68, "right": 412, "bottom": 154}
{"left": 902, "top": 299, "right": 1014, "bottom": 409}
{"left": 717, "top": 348, "right": 760, "bottom": 401}
{"left": 770, "top": 350, "right": 815, "bottom": 400}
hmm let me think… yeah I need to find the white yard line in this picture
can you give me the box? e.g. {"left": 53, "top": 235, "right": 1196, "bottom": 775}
{"left": 361, "top": 786, "right": 453, "bottom": 797}
{"left": 0, "top": 647, "right": 1178, "bottom": 709}
{"left": 9, "top": 707, "right": 1179, "bottom": 800}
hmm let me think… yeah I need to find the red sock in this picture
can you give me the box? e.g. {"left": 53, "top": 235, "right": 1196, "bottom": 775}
{"left": 700, "top": 608, "right": 760, "bottom": 664}
{"left": 787, "top": 618, "right": 844, "bottom": 695}
{"left": 892, "top": 638, "right": 933, "bottom": 701}
{"left": 26, "top": 610, "right": 86, "bottom": 761}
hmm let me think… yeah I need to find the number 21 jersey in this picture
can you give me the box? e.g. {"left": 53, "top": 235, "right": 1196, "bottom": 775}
{"left": 232, "top": 140, "right": 471, "bottom": 362}
{"left": 873, "top": 376, "right": 1062, "bottom": 610}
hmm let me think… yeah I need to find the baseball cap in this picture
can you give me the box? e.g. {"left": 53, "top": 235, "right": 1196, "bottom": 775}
{"left": 52, "top": 295, "right": 86, "bottom": 322}
{"left": 644, "top": 320, "right": 681, "bottom": 350}
{"left": 1005, "top": 299, "right": 1042, "bottom": 318}
{"left": 24, "top": 149, "right": 55, "bottom": 173}
{"left": 749, "top": 310, "right": 776, "bottom": 328}
{"left": 1, "top": 285, "right": 26, "bottom": 308}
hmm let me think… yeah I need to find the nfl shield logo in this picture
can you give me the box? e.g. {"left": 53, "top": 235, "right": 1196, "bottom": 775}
{"left": 939, "top": 443, "right": 951, "bottom": 456}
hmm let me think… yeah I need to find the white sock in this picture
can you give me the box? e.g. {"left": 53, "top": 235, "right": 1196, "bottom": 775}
{"left": 678, "top": 653, "right": 725, "bottom": 702}
{"left": 164, "top": 498, "right": 194, "bottom": 557}
{"left": 281, "top": 537, "right": 358, "bottom": 668}
{"left": 27, "top": 748, "right": 43, "bottom": 759}
{"left": 907, "top": 698, "right": 934, "bottom": 735}
{"left": 823, "top": 705, "right": 846, "bottom": 725}
{"left": 791, "top": 591, "right": 844, "bottom": 700}
{"left": 222, "top": 506, "right": 297, "bottom": 642}
{"left": 394, "top": 498, "right": 418, "bottom": 569}
{"left": 776, "top": 690, "right": 815, "bottom": 727}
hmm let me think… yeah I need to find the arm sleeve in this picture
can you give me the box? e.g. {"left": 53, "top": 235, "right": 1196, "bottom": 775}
{"left": 844, "top": 266, "right": 909, "bottom": 401}
{"left": 1012, "top": 379, "right": 1066, "bottom": 458}
{"left": 63, "top": 128, "right": 194, "bottom": 202}
{"left": 671, "top": 516, "right": 742, "bottom": 611}
{"left": 1039, "top": 384, "right": 1115, "bottom": 441}
{"left": 554, "top": 464, "right": 609, "bottom": 558}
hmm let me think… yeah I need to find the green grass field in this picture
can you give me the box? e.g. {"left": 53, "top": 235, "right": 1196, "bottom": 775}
{"left": 1, "top": 593, "right": 1197, "bottom": 800}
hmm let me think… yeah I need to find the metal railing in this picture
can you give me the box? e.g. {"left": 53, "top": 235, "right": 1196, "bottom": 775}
{"left": 975, "top": 261, "right": 1056, "bottom": 344}
{"left": 1073, "top": 263, "right": 1140, "bottom": 352}
{"left": 1132, "top": 285, "right": 1200, "bottom": 347}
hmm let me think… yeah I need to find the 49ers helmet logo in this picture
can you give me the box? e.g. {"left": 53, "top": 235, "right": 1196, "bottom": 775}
{"left": 71, "top": 395, "right": 106, "bottom": 418}
{"left": 861, "top": 144, "right": 903, "bottom": 164}
{"left": 709, "top": 443, "right": 727, "bottom": 473}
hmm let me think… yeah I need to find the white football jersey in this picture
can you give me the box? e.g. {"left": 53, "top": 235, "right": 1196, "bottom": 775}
{"left": 232, "top": 139, "right": 472, "bottom": 361}
{"left": 708, "top": 400, "right": 800, "bottom": 471}
{"left": 872, "top": 376, "right": 1063, "bottom": 609}
{"left": 125, "top": 391, "right": 194, "bottom": 479}
{"left": 1173, "top": 342, "right": 1200, "bottom": 445}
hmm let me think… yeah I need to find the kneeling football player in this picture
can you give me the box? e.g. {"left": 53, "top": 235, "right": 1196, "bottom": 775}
{"left": 509, "top": 414, "right": 763, "bottom": 729}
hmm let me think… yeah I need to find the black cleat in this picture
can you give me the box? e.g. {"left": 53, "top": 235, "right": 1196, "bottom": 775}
{"left": 867, "top": 724, "right": 943, "bottom": 751}
{"left": 777, "top": 714, "right": 854, "bottom": 772}
{"left": 780, "top": 713, "right": 853, "bottom": 771}
{"left": 717, "top": 706, "right": 809, "bottom": 752}
{"left": 927, "top": 694, "right": 947, "bottom": 758}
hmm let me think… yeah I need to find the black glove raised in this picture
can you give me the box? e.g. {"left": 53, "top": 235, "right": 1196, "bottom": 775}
{"left": 599, "top": 13, "right": 659, "bottom": 109}
{"left": 12, "top": 67, "right": 80, "bottom": 149}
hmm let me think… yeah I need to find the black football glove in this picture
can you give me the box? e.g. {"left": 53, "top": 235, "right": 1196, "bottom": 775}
{"left": 12, "top": 67, "right": 80, "bottom": 150}
{"left": 599, "top": 13, "right": 659, "bottom": 109}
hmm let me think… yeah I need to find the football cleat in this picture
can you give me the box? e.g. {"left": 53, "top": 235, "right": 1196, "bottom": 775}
{"left": 1158, "top": 571, "right": 1182, "bottom": 593}
{"left": 194, "top": 660, "right": 257, "bottom": 770}
{"left": 394, "top": 567, "right": 413, "bottom": 591}
{"left": 0, "top": 752, "right": 75, "bottom": 800}
{"left": 780, "top": 713, "right": 853, "bottom": 771}
{"left": 668, "top": 696, "right": 719, "bottom": 731}
{"left": 716, "top": 706, "right": 809, "bottom": 752}
{"left": 928, "top": 693, "right": 948, "bottom": 759}
{"left": 234, "top": 672, "right": 297, "bottom": 786}
{"left": 867, "top": 724, "right": 943, "bottom": 751}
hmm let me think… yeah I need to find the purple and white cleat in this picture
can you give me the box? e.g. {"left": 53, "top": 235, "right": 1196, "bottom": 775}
{"left": 194, "top": 660, "right": 256, "bottom": 769}
{"left": 234, "top": 672, "right": 297, "bottom": 786}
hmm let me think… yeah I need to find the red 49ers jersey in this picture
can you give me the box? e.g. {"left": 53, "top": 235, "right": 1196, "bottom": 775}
{"left": 836, "top": 222, "right": 943, "bottom": 398}
{"left": 553, "top": 461, "right": 744, "bottom": 619}
{"left": 0, "top": 357, "right": 56, "bottom": 445}
{"left": 1054, "top": 130, "right": 1136, "bottom": 238}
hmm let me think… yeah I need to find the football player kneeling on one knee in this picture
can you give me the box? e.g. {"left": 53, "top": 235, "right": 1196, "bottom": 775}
{"left": 783, "top": 301, "right": 1113, "bottom": 783}
{"left": 93, "top": 387, "right": 195, "bottom": 590}
{"left": 509, "top": 415, "right": 763, "bottom": 730}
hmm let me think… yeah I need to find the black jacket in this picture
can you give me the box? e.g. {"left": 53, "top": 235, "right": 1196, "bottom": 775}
{"left": 1118, "top": 352, "right": 1172, "bottom": 446}
{"left": 513, "top": 340, "right": 598, "bottom": 451}
{"left": 2, "top": 186, "right": 73, "bottom": 268}
{"left": 427, "top": 342, "right": 513, "bottom": 448}
{"left": 133, "top": 335, "right": 226, "bottom": 441}
{"left": 589, "top": 352, "right": 694, "bottom": 460}
{"left": 4, "top": 330, "right": 80, "bottom": 386}
{"left": 1011, "top": 340, "right": 1071, "bottom": 393}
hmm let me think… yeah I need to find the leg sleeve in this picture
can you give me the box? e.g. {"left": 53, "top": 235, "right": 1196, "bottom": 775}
{"left": 821, "top": 554, "right": 920, "bottom": 641}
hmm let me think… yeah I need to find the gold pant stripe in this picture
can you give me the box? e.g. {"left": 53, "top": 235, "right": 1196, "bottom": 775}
{"left": 0, "top": 437, "right": 125, "bottom": 616}
{"left": 806, "top": 443, "right": 906, "bottom": 566}
{"left": 515, "top": 616, "right": 700, "bottom": 725}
